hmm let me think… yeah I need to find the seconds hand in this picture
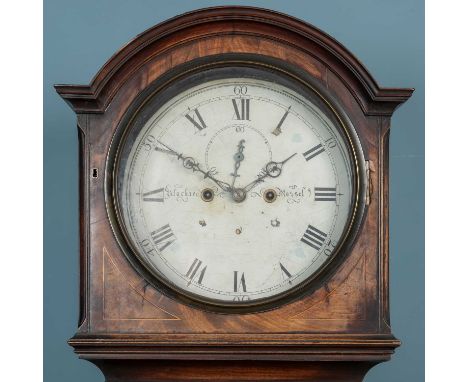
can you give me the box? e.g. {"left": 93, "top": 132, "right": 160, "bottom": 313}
{"left": 230, "top": 139, "right": 246, "bottom": 189}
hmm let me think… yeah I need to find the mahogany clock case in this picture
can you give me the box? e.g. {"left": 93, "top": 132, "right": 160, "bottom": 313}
{"left": 53, "top": 5, "right": 415, "bottom": 382}
{"left": 108, "top": 55, "right": 368, "bottom": 313}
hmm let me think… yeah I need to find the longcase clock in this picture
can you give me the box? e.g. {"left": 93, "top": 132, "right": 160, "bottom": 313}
{"left": 55, "top": 6, "right": 413, "bottom": 382}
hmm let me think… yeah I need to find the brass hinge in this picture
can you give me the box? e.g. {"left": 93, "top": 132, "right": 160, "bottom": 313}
{"left": 365, "top": 160, "right": 374, "bottom": 205}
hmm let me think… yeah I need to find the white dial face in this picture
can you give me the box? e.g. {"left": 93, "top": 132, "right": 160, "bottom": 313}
{"left": 117, "top": 73, "right": 356, "bottom": 306}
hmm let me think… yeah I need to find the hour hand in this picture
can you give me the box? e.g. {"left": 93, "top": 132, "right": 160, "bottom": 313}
{"left": 243, "top": 153, "right": 297, "bottom": 192}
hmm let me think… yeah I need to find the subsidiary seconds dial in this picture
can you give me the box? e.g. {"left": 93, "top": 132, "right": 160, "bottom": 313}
{"left": 115, "top": 70, "right": 359, "bottom": 307}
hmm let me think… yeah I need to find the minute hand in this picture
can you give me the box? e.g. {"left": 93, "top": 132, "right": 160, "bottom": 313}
{"left": 155, "top": 140, "right": 232, "bottom": 193}
{"left": 243, "top": 153, "right": 297, "bottom": 192}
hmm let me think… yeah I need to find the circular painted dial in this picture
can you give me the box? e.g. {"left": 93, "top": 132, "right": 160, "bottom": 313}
{"left": 117, "top": 75, "right": 356, "bottom": 306}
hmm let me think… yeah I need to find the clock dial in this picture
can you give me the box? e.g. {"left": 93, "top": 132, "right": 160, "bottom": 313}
{"left": 116, "top": 72, "right": 358, "bottom": 306}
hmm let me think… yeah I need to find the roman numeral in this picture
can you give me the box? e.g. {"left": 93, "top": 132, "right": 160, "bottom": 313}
{"left": 140, "top": 238, "right": 156, "bottom": 256}
{"left": 185, "top": 108, "right": 207, "bottom": 131}
{"left": 301, "top": 225, "right": 327, "bottom": 250}
{"left": 232, "top": 98, "right": 250, "bottom": 120}
{"left": 280, "top": 262, "right": 292, "bottom": 281}
{"left": 142, "top": 187, "right": 164, "bottom": 202}
{"left": 185, "top": 258, "right": 207, "bottom": 284}
{"left": 272, "top": 106, "right": 291, "bottom": 136}
{"left": 150, "top": 224, "right": 175, "bottom": 252}
{"left": 234, "top": 271, "right": 247, "bottom": 292}
{"left": 303, "top": 144, "right": 325, "bottom": 161}
{"left": 314, "top": 187, "right": 337, "bottom": 201}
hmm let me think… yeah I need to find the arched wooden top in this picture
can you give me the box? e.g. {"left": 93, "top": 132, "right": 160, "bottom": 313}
{"left": 55, "top": 6, "right": 413, "bottom": 115}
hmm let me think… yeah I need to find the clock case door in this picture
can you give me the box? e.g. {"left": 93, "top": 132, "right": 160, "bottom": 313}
{"left": 110, "top": 63, "right": 366, "bottom": 313}
{"left": 55, "top": 6, "right": 413, "bottom": 382}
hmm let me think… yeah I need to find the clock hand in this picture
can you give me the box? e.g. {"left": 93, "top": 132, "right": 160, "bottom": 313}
{"left": 230, "top": 139, "right": 246, "bottom": 189}
{"left": 155, "top": 140, "right": 232, "bottom": 193}
{"left": 242, "top": 152, "right": 297, "bottom": 192}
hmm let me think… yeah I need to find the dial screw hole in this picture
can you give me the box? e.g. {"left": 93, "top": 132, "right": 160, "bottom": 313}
{"left": 201, "top": 188, "right": 214, "bottom": 202}
{"left": 263, "top": 189, "right": 277, "bottom": 203}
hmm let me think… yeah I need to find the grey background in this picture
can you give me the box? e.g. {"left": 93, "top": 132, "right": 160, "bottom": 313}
{"left": 44, "top": 1, "right": 424, "bottom": 381}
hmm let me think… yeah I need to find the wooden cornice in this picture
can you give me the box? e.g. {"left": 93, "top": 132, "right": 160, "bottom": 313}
{"left": 54, "top": 6, "right": 413, "bottom": 116}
